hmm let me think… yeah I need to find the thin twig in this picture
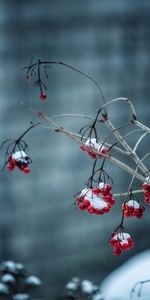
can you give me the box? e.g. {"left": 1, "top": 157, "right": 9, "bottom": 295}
{"left": 135, "top": 120, "right": 150, "bottom": 133}
{"left": 37, "top": 112, "right": 149, "bottom": 185}
{"left": 131, "top": 279, "right": 150, "bottom": 298}
{"left": 98, "top": 97, "right": 137, "bottom": 120}
{"left": 105, "top": 119, "right": 148, "bottom": 175}
{"left": 25, "top": 60, "right": 106, "bottom": 103}
{"left": 114, "top": 189, "right": 144, "bottom": 197}
{"left": 133, "top": 132, "right": 149, "bottom": 153}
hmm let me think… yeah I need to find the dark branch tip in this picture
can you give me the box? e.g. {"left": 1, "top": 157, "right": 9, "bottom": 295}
{"left": 102, "top": 112, "right": 108, "bottom": 121}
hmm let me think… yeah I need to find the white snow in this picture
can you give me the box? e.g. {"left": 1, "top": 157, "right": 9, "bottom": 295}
{"left": 1, "top": 274, "right": 16, "bottom": 284}
{"left": 80, "top": 188, "right": 108, "bottom": 209}
{"left": 25, "top": 275, "right": 41, "bottom": 286}
{"left": 99, "top": 182, "right": 107, "bottom": 189}
{"left": 90, "top": 197, "right": 107, "bottom": 209}
{"left": 144, "top": 176, "right": 150, "bottom": 186}
{"left": 0, "top": 283, "right": 9, "bottom": 294}
{"left": 66, "top": 282, "right": 77, "bottom": 290}
{"left": 92, "top": 292, "right": 103, "bottom": 300}
{"left": 12, "top": 151, "right": 27, "bottom": 160}
{"left": 1, "top": 261, "right": 16, "bottom": 273}
{"left": 81, "top": 280, "right": 97, "bottom": 294}
{"left": 84, "top": 191, "right": 107, "bottom": 209}
{"left": 15, "top": 262, "right": 24, "bottom": 271}
{"left": 112, "top": 232, "right": 130, "bottom": 241}
{"left": 66, "top": 277, "right": 80, "bottom": 290}
{"left": 127, "top": 200, "right": 140, "bottom": 209}
{"left": 80, "top": 188, "right": 92, "bottom": 197}
{"left": 100, "top": 250, "right": 150, "bottom": 300}
{"left": 85, "top": 138, "right": 104, "bottom": 151}
{"left": 13, "top": 294, "right": 29, "bottom": 300}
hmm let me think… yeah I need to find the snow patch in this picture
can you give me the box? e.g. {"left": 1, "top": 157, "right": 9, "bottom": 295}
{"left": 100, "top": 250, "right": 150, "bottom": 300}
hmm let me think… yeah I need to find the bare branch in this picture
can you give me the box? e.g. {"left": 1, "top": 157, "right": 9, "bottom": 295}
{"left": 114, "top": 189, "right": 144, "bottom": 197}
{"left": 131, "top": 279, "right": 150, "bottom": 298}
{"left": 135, "top": 120, "right": 150, "bottom": 133}
{"left": 99, "top": 97, "right": 137, "bottom": 120}
{"left": 105, "top": 119, "right": 148, "bottom": 175}
{"left": 37, "top": 112, "right": 149, "bottom": 185}
{"left": 133, "top": 132, "right": 149, "bottom": 153}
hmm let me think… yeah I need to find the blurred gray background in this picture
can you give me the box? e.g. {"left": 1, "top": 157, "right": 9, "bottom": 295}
{"left": 0, "top": 0, "right": 150, "bottom": 299}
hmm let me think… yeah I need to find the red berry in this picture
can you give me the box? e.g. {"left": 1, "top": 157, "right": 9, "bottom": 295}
{"left": 83, "top": 200, "right": 90, "bottom": 208}
{"left": 87, "top": 206, "right": 94, "bottom": 213}
{"left": 40, "top": 93, "right": 47, "bottom": 101}
{"left": 80, "top": 145, "right": 85, "bottom": 151}
{"left": 23, "top": 167, "right": 30, "bottom": 174}
{"left": 7, "top": 164, "right": 14, "bottom": 171}
{"left": 92, "top": 187, "right": 101, "bottom": 195}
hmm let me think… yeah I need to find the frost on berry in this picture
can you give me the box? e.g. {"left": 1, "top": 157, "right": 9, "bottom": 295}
{"left": 142, "top": 176, "right": 150, "bottom": 205}
{"left": 122, "top": 200, "right": 145, "bottom": 219}
{"left": 109, "top": 228, "right": 134, "bottom": 256}
{"left": 75, "top": 182, "right": 116, "bottom": 215}
{"left": 80, "top": 138, "right": 108, "bottom": 159}
{"left": 7, "top": 151, "right": 31, "bottom": 174}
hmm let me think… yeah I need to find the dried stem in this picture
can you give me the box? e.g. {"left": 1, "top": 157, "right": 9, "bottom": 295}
{"left": 36, "top": 112, "right": 149, "bottom": 185}
{"left": 25, "top": 60, "right": 106, "bottom": 103}
{"left": 135, "top": 120, "right": 150, "bottom": 133}
{"left": 131, "top": 279, "right": 150, "bottom": 298}
{"left": 105, "top": 119, "right": 148, "bottom": 175}
{"left": 114, "top": 189, "right": 144, "bottom": 197}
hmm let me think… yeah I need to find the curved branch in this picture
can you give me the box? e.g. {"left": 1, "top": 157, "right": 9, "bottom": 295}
{"left": 133, "top": 132, "right": 149, "bottom": 153}
{"left": 105, "top": 119, "right": 148, "bottom": 175}
{"left": 135, "top": 120, "right": 150, "bottom": 133}
{"left": 114, "top": 189, "right": 144, "bottom": 197}
{"left": 36, "top": 112, "right": 149, "bottom": 185}
{"left": 131, "top": 279, "right": 150, "bottom": 298}
{"left": 24, "top": 60, "right": 106, "bottom": 104}
{"left": 99, "top": 97, "right": 137, "bottom": 120}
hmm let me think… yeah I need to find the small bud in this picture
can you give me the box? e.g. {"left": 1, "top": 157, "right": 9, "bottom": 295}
{"left": 26, "top": 75, "right": 32, "bottom": 81}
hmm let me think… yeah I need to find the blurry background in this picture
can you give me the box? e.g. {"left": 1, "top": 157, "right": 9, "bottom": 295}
{"left": 0, "top": 0, "right": 150, "bottom": 299}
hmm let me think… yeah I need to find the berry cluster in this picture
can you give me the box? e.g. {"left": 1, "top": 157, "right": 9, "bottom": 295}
{"left": 122, "top": 200, "right": 145, "bottom": 219}
{"left": 75, "top": 183, "right": 116, "bottom": 215}
{"left": 65, "top": 277, "right": 103, "bottom": 300}
{"left": 142, "top": 177, "right": 150, "bottom": 205}
{"left": 0, "top": 260, "right": 41, "bottom": 300}
{"left": 109, "top": 231, "right": 134, "bottom": 256}
{"left": 80, "top": 138, "right": 108, "bottom": 159}
{"left": 7, "top": 151, "right": 31, "bottom": 174}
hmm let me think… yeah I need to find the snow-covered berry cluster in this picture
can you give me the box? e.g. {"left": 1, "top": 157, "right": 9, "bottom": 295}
{"left": 75, "top": 182, "right": 116, "bottom": 215}
{"left": 142, "top": 177, "right": 150, "bottom": 205}
{"left": 109, "top": 231, "right": 134, "bottom": 256}
{"left": 122, "top": 200, "right": 145, "bottom": 219}
{"left": 80, "top": 138, "right": 108, "bottom": 159}
{"left": 7, "top": 151, "right": 31, "bottom": 174}
{"left": 65, "top": 277, "right": 103, "bottom": 300}
{"left": 0, "top": 260, "right": 41, "bottom": 299}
